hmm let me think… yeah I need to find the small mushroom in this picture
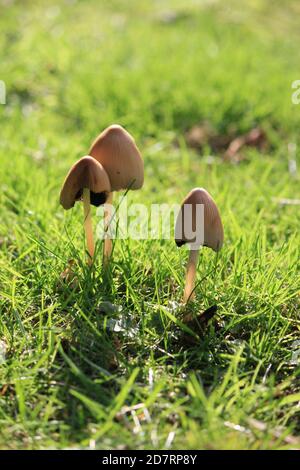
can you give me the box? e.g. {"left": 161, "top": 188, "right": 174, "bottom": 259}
{"left": 60, "top": 156, "right": 111, "bottom": 264}
{"left": 175, "top": 188, "right": 223, "bottom": 303}
{"left": 89, "top": 124, "right": 144, "bottom": 263}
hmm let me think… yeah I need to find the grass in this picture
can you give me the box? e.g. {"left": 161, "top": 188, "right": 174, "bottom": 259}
{"left": 0, "top": 0, "right": 300, "bottom": 450}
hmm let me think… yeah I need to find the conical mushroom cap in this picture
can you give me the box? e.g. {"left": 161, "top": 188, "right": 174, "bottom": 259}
{"left": 175, "top": 188, "right": 224, "bottom": 251}
{"left": 89, "top": 124, "right": 144, "bottom": 191}
{"left": 60, "top": 156, "right": 111, "bottom": 210}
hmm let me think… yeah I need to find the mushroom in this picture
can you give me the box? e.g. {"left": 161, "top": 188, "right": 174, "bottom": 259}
{"left": 89, "top": 124, "right": 144, "bottom": 262}
{"left": 175, "top": 188, "right": 223, "bottom": 303}
{"left": 60, "top": 156, "right": 111, "bottom": 264}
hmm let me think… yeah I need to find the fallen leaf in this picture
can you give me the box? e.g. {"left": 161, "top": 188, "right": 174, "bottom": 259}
{"left": 224, "top": 127, "right": 267, "bottom": 162}
{"left": 180, "top": 305, "right": 219, "bottom": 346}
{"left": 183, "top": 304, "right": 218, "bottom": 330}
{"left": 57, "top": 259, "right": 79, "bottom": 290}
{"left": 185, "top": 122, "right": 233, "bottom": 152}
{"left": 185, "top": 124, "right": 268, "bottom": 162}
{"left": 0, "top": 384, "right": 8, "bottom": 396}
{"left": 185, "top": 122, "right": 213, "bottom": 149}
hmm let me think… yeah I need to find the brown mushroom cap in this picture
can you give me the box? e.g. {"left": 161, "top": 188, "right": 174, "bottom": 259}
{"left": 175, "top": 188, "right": 224, "bottom": 251}
{"left": 60, "top": 156, "right": 111, "bottom": 210}
{"left": 89, "top": 124, "right": 144, "bottom": 191}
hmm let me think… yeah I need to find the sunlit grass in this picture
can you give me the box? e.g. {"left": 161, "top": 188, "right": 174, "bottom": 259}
{"left": 0, "top": 0, "right": 299, "bottom": 450}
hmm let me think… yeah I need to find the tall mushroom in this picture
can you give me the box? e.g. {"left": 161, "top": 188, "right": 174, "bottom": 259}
{"left": 89, "top": 124, "right": 144, "bottom": 263}
{"left": 60, "top": 156, "right": 111, "bottom": 265}
{"left": 175, "top": 188, "right": 224, "bottom": 303}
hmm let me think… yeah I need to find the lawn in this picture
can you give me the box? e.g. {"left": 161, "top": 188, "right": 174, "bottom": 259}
{"left": 0, "top": 0, "right": 299, "bottom": 450}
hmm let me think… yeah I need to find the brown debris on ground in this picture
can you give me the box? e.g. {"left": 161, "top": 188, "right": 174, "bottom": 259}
{"left": 224, "top": 127, "right": 268, "bottom": 162}
{"left": 184, "top": 123, "right": 268, "bottom": 162}
{"left": 57, "top": 259, "right": 79, "bottom": 291}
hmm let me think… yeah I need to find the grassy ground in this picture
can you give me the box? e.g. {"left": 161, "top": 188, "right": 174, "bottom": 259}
{"left": 0, "top": 0, "right": 300, "bottom": 450}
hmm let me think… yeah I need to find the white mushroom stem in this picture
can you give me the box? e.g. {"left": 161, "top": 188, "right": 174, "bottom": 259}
{"left": 103, "top": 192, "right": 114, "bottom": 265}
{"left": 83, "top": 188, "right": 94, "bottom": 265}
{"left": 183, "top": 249, "right": 199, "bottom": 303}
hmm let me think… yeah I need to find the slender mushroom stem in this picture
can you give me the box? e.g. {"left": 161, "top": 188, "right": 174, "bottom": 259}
{"left": 83, "top": 188, "right": 94, "bottom": 265}
{"left": 103, "top": 191, "right": 114, "bottom": 265}
{"left": 183, "top": 249, "right": 199, "bottom": 303}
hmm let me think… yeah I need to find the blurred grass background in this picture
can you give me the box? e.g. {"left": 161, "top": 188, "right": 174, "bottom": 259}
{"left": 0, "top": 0, "right": 299, "bottom": 450}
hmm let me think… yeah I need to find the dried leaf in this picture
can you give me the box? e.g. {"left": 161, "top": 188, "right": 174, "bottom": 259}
{"left": 185, "top": 123, "right": 213, "bottom": 149}
{"left": 180, "top": 305, "right": 219, "bottom": 346}
{"left": 185, "top": 123, "right": 233, "bottom": 153}
{"left": 57, "top": 259, "right": 79, "bottom": 290}
{"left": 183, "top": 304, "right": 218, "bottom": 329}
{"left": 185, "top": 124, "right": 268, "bottom": 163}
{"left": 224, "top": 127, "right": 267, "bottom": 162}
